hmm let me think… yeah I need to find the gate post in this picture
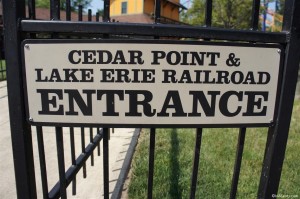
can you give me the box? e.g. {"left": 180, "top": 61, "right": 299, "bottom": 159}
{"left": 258, "top": 0, "right": 300, "bottom": 198}
{"left": 2, "top": 1, "right": 37, "bottom": 199}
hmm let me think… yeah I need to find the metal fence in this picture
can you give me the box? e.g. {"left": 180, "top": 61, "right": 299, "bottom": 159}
{"left": 2, "top": 0, "right": 300, "bottom": 199}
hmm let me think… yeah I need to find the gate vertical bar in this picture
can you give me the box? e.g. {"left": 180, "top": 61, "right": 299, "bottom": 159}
{"left": 66, "top": 0, "right": 71, "bottom": 21}
{"left": 148, "top": 128, "right": 156, "bottom": 199}
{"left": 189, "top": 1, "right": 212, "bottom": 197}
{"left": 258, "top": 0, "right": 300, "bottom": 198}
{"left": 2, "top": 1, "right": 37, "bottom": 199}
{"left": 36, "top": 126, "right": 49, "bottom": 199}
{"left": 97, "top": 128, "right": 101, "bottom": 156}
{"left": 69, "top": 127, "right": 77, "bottom": 195}
{"left": 81, "top": 127, "right": 87, "bottom": 178}
{"left": 251, "top": 0, "right": 260, "bottom": 30}
{"left": 205, "top": 0, "right": 212, "bottom": 27}
{"left": 88, "top": 9, "right": 92, "bottom": 22}
{"left": 103, "top": 0, "right": 110, "bottom": 22}
{"left": 78, "top": 5, "right": 83, "bottom": 21}
{"left": 56, "top": 127, "right": 67, "bottom": 199}
{"left": 101, "top": 11, "right": 111, "bottom": 199}
{"left": 147, "top": 2, "right": 160, "bottom": 198}
{"left": 28, "top": 0, "right": 37, "bottom": 38}
{"left": 189, "top": 128, "right": 203, "bottom": 199}
{"left": 230, "top": 127, "right": 246, "bottom": 199}
{"left": 90, "top": 127, "right": 94, "bottom": 166}
{"left": 229, "top": 2, "right": 261, "bottom": 197}
{"left": 65, "top": 0, "right": 76, "bottom": 195}
{"left": 96, "top": 13, "right": 100, "bottom": 22}
{"left": 154, "top": 0, "right": 161, "bottom": 23}
{"left": 103, "top": 128, "right": 109, "bottom": 199}
{"left": 28, "top": 0, "right": 36, "bottom": 19}
{"left": 263, "top": 128, "right": 273, "bottom": 159}
{"left": 50, "top": 0, "right": 60, "bottom": 20}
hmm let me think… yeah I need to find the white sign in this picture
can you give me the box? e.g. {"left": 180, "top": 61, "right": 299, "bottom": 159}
{"left": 22, "top": 40, "right": 282, "bottom": 126}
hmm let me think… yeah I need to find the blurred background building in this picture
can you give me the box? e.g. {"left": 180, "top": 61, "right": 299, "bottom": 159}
{"left": 110, "top": 0, "right": 187, "bottom": 24}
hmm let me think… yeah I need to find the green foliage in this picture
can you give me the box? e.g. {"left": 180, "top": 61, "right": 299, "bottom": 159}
{"left": 0, "top": 60, "right": 6, "bottom": 81}
{"left": 182, "top": 0, "right": 253, "bottom": 29}
{"left": 275, "top": 0, "right": 285, "bottom": 15}
{"left": 36, "top": 0, "right": 92, "bottom": 11}
{"left": 181, "top": 0, "right": 206, "bottom": 26}
{"left": 36, "top": 0, "right": 50, "bottom": 9}
{"left": 97, "top": 9, "right": 104, "bottom": 17}
{"left": 70, "top": 0, "right": 92, "bottom": 11}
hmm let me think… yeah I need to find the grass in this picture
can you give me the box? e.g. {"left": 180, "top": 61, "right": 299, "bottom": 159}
{"left": 0, "top": 60, "right": 6, "bottom": 81}
{"left": 127, "top": 101, "right": 300, "bottom": 198}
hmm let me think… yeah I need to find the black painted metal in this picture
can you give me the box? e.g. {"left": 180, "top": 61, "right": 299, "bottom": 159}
{"left": 189, "top": 0, "right": 212, "bottom": 195}
{"left": 28, "top": 0, "right": 36, "bottom": 19}
{"left": 97, "top": 128, "right": 101, "bottom": 156}
{"left": 55, "top": 127, "right": 67, "bottom": 199}
{"left": 66, "top": 0, "right": 71, "bottom": 21}
{"left": 263, "top": 127, "right": 273, "bottom": 162}
{"left": 103, "top": 128, "right": 109, "bottom": 199}
{"left": 66, "top": 2, "right": 76, "bottom": 195}
{"left": 66, "top": 10, "right": 74, "bottom": 198}
{"left": 81, "top": 127, "right": 87, "bottom": 178}
{"left": 148, "top": 128, "right": 156, "bottom": 199}
{"left": 78, "top": 5, "right": 83, "bottom": 21}
{"left": 108, "top": 128, "right": 111, "bottom": 140}
{"left": 49, "top": 129, "right": 104, "bottom": 199}
{"left": 205, "top": 0, "right": 212, "bottom": 27}
{"left": 20, "top": 20, "right": 288, "bottom": 43}
{"left": 96, "top": 13, "right": 100, "bottom": 22}
{"left": 228, "top": 3, "right": 262, "bottom": 197}
{"left": 69, "top": 127, "right": 77, "bottom": 195}
{"left": 228, "top": 2, "right": 262, "bottom": 196}
{"left": 230, "top": 127, "right": 246, "bottom": 199}
{"left": 189, "top": 1, "right": 213, "bottom": 196}
{"left": 258, "top": 0, "right": 300, "bottom": 198}
{"left": 50, "top": 0, "right": 60, "bottom": 20}
{"left": 88, "top": 9, "right": 92, "bottom": 22}
{"left": 251, "top": 0, "right": 260, "bottom": 30}
{"left": 36, "top": 126, "right": 49, "bottom": 199}
{"left": 155, "top": 0, "right": 161, "bottom": 23}
{"left": 148, "top": 5, "right": 159, "bottom": 196}
{"left": 90, "top": 127, "right": 94, "bottom": 166}
{"left": 2, "top": 1, "right": 37, "bottom": 199}
{"left": 103, "top": 0, "right": 110, "bottom": 22}
{"left": 189, "top": 128, "right": 203, "bottom": 199}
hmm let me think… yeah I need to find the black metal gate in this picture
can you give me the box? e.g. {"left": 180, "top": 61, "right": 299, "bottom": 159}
{"left": 2, "top": 0, "right": 300, "bottom": 199}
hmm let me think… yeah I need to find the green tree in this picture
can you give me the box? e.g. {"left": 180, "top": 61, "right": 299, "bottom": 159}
{"left": 275, "top": 0, "right": 285, "bottom": 15}
{"left": 36, "top": 0, "right": 92, "bottom": 11}
{"left": 181, "top": 0, "right": 253, "bottom": 29}
{"left": 97, "top": 9, "right": 104, "bottom": 16}
{"left": 69, "top": 0, "right": 92, "bottom": 11}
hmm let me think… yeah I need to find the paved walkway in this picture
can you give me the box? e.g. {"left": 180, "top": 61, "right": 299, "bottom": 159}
{"left": 0, "top": 80, "right": 136, "bottom": 199}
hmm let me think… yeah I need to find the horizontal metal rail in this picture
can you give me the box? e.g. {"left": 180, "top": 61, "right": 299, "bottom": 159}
{"left": 21, "top": 20, "right": 289, "bottom": 43}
